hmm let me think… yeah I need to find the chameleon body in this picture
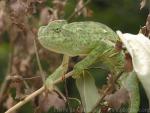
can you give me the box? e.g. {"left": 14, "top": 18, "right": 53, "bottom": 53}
{"left": 38, "top": 20, "right": 140, "bottom": 113}
{"left": 38, "top": 20, "right": 124, "bottom": 77}
{"left": 38, "top": 20, "right": 117, "bottom": 56}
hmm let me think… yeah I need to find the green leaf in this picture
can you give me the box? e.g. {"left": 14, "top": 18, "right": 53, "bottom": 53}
{"left": 121, "top": 72, "right": 140, "bottom": 113}
{"left": 117, "top": 31, "right": 150, "bottom": 106}
{"left": 76, "top": 71, "right": 100, "bottom": 112}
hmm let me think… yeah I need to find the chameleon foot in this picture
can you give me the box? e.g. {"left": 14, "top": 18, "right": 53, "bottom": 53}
{"left": 72, "top": 65, "right": 84, "bottom": 79}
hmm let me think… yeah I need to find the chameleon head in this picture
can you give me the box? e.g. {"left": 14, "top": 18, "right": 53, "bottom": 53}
{"left": 38, "top": 20, "right": 67, "bottom": 51}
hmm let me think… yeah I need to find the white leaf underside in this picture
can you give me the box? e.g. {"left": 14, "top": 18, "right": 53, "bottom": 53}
{"left": 117, "top": 31, "right": 150, "bottom": 103}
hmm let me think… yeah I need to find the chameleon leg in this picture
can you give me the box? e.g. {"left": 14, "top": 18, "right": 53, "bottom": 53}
{"left": 45, "top": 55, "right": 69, "bottom": 90}
{"left": 73, "top": 44, "right": 108, "bottom": 78}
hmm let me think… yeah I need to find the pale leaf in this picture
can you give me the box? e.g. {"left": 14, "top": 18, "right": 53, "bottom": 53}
{"left": 76, "top": 71, "right": 100, "bottom": 112}
{"left": 117, "top": 31, "right": 150, "bottom": 105}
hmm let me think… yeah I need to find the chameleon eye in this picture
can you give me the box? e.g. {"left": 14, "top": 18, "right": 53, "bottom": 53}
{"left": 54, "top": 28, "right": 61, "bottom": 33}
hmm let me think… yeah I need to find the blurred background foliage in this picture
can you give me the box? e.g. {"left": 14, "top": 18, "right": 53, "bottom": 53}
{"left": 0, "top": 0, "right": 149, "bottom": 113}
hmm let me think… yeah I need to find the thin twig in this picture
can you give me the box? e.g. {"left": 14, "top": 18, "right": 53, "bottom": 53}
{"left": 55, "top": 88, "right": 67, "bottom": 102}
{"left": 23, "top": 76, "right": 41, "bottom": 80}
{"left": 5, "top": 71, "right": 73, "bottom": 113}
{"left": 67, "top": 0, "right": 91, "bottom": 21}
{"left": 33, "top": 38, "right": 45, "bottom": 83}
{"left": 64, "top": 78, "right": 71, "bottom": 112}
{"left": 91, "top": 71, "right": 124, "bottom": 112}
{"left": 6, "top": 75, "right": 30, "bottom": 90}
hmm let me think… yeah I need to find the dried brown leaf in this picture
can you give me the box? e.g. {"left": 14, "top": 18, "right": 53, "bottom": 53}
{"left": 10, "top": 1, "right": 27, "bottom": 17}
{"left": 4, "top": 95, "right": 16, "bottom": 112}
{"left": 124, "top": 53, "right": 133, "bottom": 72}
{"left": 38, "top": 91, "right": 66, "bottom": 112}
{"left": 104, "top": 87, "right": 129, "bottom": 110}
{"left": 115, "top": 41, "right": 123, "bottom": 52}
{"left": 86, "top": 8, "right": 93, "bottom": 17}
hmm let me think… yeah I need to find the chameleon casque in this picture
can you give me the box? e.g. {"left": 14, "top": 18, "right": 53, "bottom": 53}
{"left": 38, "top": 20, "right": 139, "bottom": 113}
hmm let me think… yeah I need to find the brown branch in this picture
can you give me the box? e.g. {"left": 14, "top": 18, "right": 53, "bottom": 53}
{"left": 5, "top": 71, "right": 73, "bottom": 113}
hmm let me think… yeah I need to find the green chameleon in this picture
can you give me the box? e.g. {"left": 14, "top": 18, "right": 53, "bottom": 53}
{"left": 38, "top": 20, "right": 139, "bottom": 113}
{"left": 38, "top": 20, "right": 124, "bottom": 77}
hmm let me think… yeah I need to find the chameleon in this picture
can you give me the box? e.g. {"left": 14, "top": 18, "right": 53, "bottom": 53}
{"left": 38, "top": 20, "right": 124, "bottom": 78}
{"left": 37, "top": 20, "right": 140, "bottom": 113}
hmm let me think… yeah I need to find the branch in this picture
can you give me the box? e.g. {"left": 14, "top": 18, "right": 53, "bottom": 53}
{"left": 5, "top": 71, "right": 73, "bottom": 113}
